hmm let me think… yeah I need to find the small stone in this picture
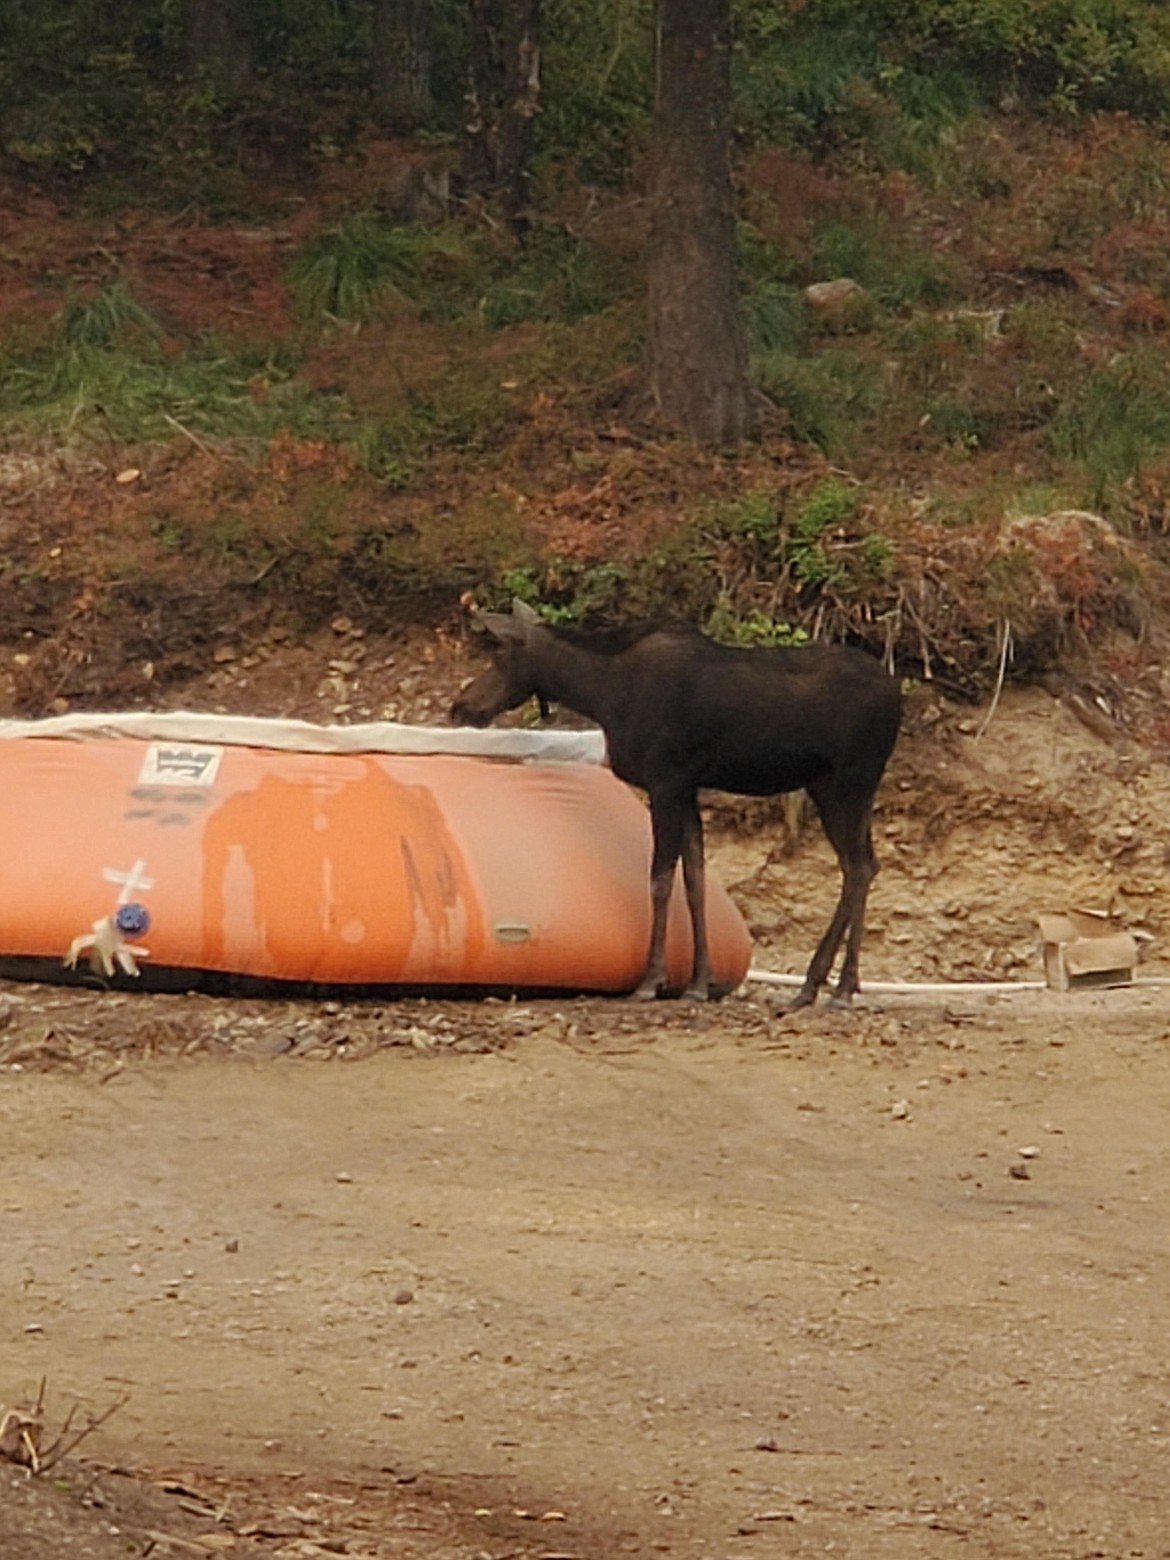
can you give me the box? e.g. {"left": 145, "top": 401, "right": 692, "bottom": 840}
{"left": 806, "top": 277, "right": 865, "bottom": 309}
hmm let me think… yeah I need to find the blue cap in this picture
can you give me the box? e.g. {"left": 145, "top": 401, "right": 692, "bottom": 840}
{"left": 114, "top": 902, "right": 151, "bottom": 936}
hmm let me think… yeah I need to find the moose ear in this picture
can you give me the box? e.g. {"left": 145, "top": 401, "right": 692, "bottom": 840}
{"left": 512, "top": 598, "right": 541, "bottom": 626}
{"left": 478, "top": 611, "right": 528, "bottom": 645}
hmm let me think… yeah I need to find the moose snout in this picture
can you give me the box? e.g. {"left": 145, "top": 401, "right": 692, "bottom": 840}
{"left": 450, "top": 689, "right": 490, "bottom": 727}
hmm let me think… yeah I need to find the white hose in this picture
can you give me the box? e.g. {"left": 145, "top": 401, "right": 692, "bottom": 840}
{"left": 746, "top": 969, "right": 1170, "bottom": 994}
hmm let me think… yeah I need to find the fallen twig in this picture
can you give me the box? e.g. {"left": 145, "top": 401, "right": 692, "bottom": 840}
{"left": 0, "top": 1378, "right": 130, "bottom": 1474}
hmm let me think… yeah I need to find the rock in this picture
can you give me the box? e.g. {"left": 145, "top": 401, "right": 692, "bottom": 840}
{"left": 804, "top": 277, "right": 871, "bottom": 324}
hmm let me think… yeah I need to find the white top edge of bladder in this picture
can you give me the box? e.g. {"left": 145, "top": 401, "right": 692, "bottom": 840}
{"left": 0, "top": 710, "right": 607, "bottom": 764}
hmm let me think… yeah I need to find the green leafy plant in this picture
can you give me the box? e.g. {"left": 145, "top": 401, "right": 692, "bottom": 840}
{"left": 499, "top": 557, "right": 630, "bottom": 623}
{"left": 703, "top": 488, "right": 780, "bottom": 546}
{"left": 735, "top": 0, "right": 1170, "bottom": 155}
{"left": 783, "top": 479, "right": 861, "bottom": 589}
{"left": 705, "top": 598, "right": 809, "bottom": 646}
{"left": 859, "top": 531, "right": 894, "bottom": 575}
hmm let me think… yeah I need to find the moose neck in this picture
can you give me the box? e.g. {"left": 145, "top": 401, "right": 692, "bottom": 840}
{"left": 533, "top": 632, "right": 622, "bottom": 728}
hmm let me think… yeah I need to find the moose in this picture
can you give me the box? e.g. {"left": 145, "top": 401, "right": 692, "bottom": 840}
{"left": 450, "top": 601, "right": 902, "bottom": 1010}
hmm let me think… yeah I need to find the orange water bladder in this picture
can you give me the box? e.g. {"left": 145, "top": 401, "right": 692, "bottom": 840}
{"left": 0, "top": 717, "right": 752, "bottom": 993}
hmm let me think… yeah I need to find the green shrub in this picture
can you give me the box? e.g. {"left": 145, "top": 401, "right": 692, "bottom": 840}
{"left": 60, "top": 282, "right": 164, "bottom": 350}
{"left": 734, "top": 0, "right": 1170, "bottom": 155}
{"left": 499, "top": 558, "right": 630, "bottom": 622}
{"left": 703, "top": 488, "right": 781, "bottom": 547}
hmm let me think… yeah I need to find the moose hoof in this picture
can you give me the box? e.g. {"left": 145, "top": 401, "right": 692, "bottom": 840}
{"left": 825, "top": 993, "right": 856, "bottom": 1012}
{"left": 784, "top": 985, "right": 819, "bottom": 1014}
{"left": 682, "top": 981, "right": 723, "bottom": 1003}
{"left": 630, "top": 978, "right": 666, "bottom": 1002}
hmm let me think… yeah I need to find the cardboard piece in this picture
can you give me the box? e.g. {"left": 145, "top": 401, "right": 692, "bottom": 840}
{"left": 1036, "top": 908, "right": 1138, "bottom": 991}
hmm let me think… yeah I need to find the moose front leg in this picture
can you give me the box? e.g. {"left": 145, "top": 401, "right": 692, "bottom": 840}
{"left": 789, "top": 891, "right": 851, "bottom": 1011}
{"left": 631, "top": 791, "right": 688, "bottom": 1000}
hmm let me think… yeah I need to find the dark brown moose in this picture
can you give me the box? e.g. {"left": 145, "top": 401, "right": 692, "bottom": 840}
{"left": 451, "top": 600, "right": 902, "bottom": 1010}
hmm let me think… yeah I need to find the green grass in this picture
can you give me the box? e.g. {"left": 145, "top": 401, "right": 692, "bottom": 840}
{"left": 0, "top": 335, "right": 331, "bottom": 445}
{"left": 809, "top": 217, "right": 953, "bottom": 310}
{"left": 479, "top": 224, "right": 629, "bottom": 328}
{"left": 1048, "top": 350, "right": 1170, "bottom": 504}
{"left": 288, "top": 213, "right": 476, "bottom": 321}
{"left": 752, "top": 347, "right": 884, "bottom": 454}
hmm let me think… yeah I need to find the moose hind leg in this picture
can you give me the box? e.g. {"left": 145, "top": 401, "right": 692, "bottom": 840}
{"left": 830, "top": 825, "right": 878, "bottom": 1005}
{"left": 680, "top": 807, "right": 715, "bottom": 999}
{"left": 792, "top": 785, "right": 877, "bottom": 1010}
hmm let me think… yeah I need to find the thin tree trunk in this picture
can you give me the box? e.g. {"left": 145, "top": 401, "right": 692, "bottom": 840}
{"left": 372, "top": 0, "right": 432, "bottom": 130}
{"left": 184, "top": 0, "right": 251, "bottom": 90}
{"left": 463, "top": 0, "right": 542, "bottom": 233}
{"left": 646, "top": 0, "right": 754, "bottom": 446}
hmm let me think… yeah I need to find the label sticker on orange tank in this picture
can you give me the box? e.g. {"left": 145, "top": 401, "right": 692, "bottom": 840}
{"left": 138, "top": 744, "right": 224, "bottom": 787}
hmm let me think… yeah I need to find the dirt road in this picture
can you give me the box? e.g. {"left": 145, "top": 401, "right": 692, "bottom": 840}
{"left": 4, "top": 977, "right": 1170, "bottom": 1558}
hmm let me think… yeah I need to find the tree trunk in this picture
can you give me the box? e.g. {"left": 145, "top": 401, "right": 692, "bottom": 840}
{"left": 372, "top": 0, "right": 432, "bottom": 130}
{"left": 463, "top": 0, "right": 542, "bottom": 233}
{"left": 184, "top": 0, "right": 251, "bottom": 90}
{"left": 646, "top": 0, "right": 754, "bottom": 446}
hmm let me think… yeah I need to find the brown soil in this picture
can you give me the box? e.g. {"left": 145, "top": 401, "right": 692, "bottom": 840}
{"left": 5, "top": 976, "right": 1170, "bottom": 1559}
{"left": 3, "top": 655, "right": 1170, "bottom": 1560}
